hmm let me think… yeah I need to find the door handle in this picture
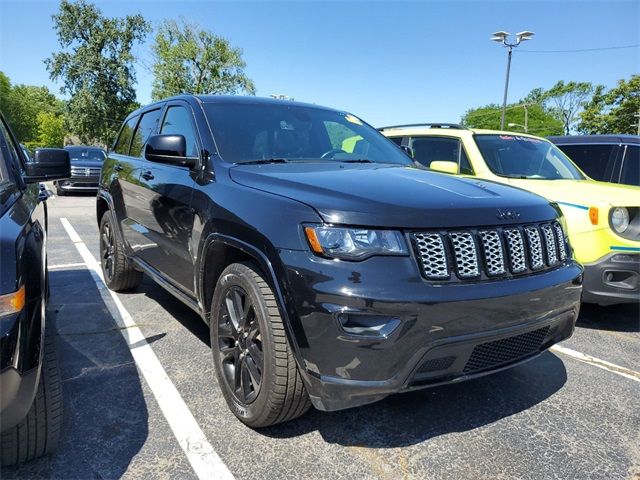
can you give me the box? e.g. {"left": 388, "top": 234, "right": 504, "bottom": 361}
{"left": 141, "top": 170, "right": 154, "bottom": 181}
{"left": 114, "top": 163, "right": 124, "bottom": 171}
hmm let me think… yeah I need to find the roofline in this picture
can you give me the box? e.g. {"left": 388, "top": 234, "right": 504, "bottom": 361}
{"left": 379, "top": 123, "right": 467, "bottom": 131}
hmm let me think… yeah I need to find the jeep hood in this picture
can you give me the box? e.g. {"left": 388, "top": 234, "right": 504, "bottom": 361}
{"left": 229, "top": 163, "right": 558, "bottom": 229}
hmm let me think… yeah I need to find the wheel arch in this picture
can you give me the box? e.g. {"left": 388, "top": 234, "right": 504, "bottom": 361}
{"left": 198, "top": 234, "right": 308, "bottom": 377}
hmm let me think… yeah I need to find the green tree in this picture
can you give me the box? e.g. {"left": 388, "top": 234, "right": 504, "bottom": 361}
{"left": 578, "top": 75, "right": 640, "bottom": 134}
{"left": 45, "top": 0, "right": 149, "bottom": 146}
{"left": 151, "top": 19, "right": 255, "bottom": 101}
{"left": 542, "top": 81, "right": 596, "bottom": 134}
{"left": 462, "top": 103, "right": 563, "bottom": 137}
{"left": 0, "top": 72, "right": 65, "bottom": 143}
{"left": 36, "top": 112, "right": 65, "bottom": 148}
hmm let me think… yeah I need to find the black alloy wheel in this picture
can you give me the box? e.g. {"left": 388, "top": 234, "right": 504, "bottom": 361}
{"left": 217, "top": 286, "right": 264, "bottom": 404}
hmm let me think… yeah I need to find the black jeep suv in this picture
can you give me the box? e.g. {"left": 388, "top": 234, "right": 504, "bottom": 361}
{"left": 97, "top": 96, "right": 583, "bottom": 427}
{"left": 1, "top": 113, "right": 69, "bottom": 464}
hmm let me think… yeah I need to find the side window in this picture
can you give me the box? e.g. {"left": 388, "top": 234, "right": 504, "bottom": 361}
{"left": 0, "top": 119, "right": 18, "bottom": 186}
{"left": 556, "top": 144, "right": 616, "bottom": 181}
{"left": 411, "top": 136, "right": 472, "bottom": 173}
{"left": 160, "top": 106, "right": 199, "bottom": 157}
{"left": 130, "top": 109, "right": 162, "bottom": 158}
{"left": 113, "top": 116, "right": 138, "bottom": 155}
{"left": 388, "top": 136, "right": 403, "bottom": 146}
{"left": 459, "top": 147, "right": 474, "bottom": 175}
{"left": 620, "top": 145, "right": 639, "bottom": 186}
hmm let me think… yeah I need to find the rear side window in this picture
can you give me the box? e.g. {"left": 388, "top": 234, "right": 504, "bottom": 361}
{"left": 621, "top": 145, "right": 639, "bottom": 186}
{"left": 557, "top": 144, "right": 617, "bottom": 181}
{"left": 113, "top": 116, "right": 138, "bottom": 155}
{"left": 410, "top": 136, "right": 474, "bottom": 174}
{"left": 130, "top": 109, "right": 162, "bottom": 157}
{"left": 387, "top": 136, "right": 403, "bottom": 146}
{"left": 160, "top": 106, "right": 199, "bottom": 157}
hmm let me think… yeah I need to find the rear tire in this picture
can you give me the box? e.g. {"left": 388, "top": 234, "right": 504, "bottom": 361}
{"left": 0, "top": 319, "right": 63, "bottom": 466}
{"left": 99, "top": 213, "right": 142, "bottom": 292}
{"left": 55, "top": 183, "right": 65, "bottom": 196}
{"left": 210, "top": 262, "right": 311, "bottom": 428}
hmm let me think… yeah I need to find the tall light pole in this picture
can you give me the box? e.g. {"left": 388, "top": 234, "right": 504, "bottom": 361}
{"left": 491, "top": 31, "right": 535, "bottom": 130}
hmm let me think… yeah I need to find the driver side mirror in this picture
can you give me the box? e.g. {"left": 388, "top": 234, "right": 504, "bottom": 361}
{"left": 430, "top": 160, "right": 459, "bottom": 175}
{"left": 145, "top": 134, "right": 197, "bottom": 168}
{"left": 24, "top": 148, "right": 71, "bottom": 183}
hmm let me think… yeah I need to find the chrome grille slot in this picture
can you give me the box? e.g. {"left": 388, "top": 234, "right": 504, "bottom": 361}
{"left": 449, "top": 232, "right": 480, "bottom": 278}
{"left": 412, "top": 233, "right": 449, "bottom": 279}
{"left": 412, "top": 221, "right": 569, "bottom": 283}
{"left": 524, "top": 226, "right": 544, "bottom": 270}
{"left": 553, "top": 222, "right": 567, "bottom": 261}
{"left": 541, "top": 224, "right": 558, "bottom": 265}
{"left": 479, "top": 230, "right": 506, "bottom": 276}
{"left": 504, "top": 228, "right": 527, "bottom": 273}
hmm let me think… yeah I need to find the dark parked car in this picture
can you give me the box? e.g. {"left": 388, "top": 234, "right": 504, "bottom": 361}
{"left": 549, "top": 135, "right": 639, "bottom": 187}
{"left": 53, "top": 145, "right": 105, "bottom": 195}
{"left": 0, "top": 113, "right": 69, "bottom": 465}
{"left": 97, "top": 96, "right": 583, "bottom": 427}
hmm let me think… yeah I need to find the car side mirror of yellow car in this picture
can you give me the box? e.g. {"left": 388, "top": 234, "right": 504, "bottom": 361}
{"left": 430, "top": 161, "right": 459, "bottom": 175}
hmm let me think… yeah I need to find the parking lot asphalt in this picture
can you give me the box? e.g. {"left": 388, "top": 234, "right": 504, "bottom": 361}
{"left": 3, "top": 191, "right": 639, "bottom": 480}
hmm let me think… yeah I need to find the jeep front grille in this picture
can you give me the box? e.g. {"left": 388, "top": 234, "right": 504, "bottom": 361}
{"left": 412, "top": 222, "right": 569, "bottom": 282}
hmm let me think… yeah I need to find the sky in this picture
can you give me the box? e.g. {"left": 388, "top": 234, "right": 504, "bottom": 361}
{"left": 0, "top": 0, "right": 639, "bottom": 127}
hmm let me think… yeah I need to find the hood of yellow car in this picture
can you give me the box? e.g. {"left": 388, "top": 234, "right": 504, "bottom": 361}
{"left": 508, "top": 179, "right": 640, "bottom": 209}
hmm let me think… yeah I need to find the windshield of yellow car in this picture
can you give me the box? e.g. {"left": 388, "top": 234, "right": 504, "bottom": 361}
{"left": 475, "top": 134, "right": 585, "bottom": 180}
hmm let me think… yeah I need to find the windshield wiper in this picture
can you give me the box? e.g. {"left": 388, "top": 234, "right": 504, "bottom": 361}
{"left": 339, "top": 159, "right": 375, "bottom": 163}
{"left": 238, "top": 158, "right": 289, "bottom": 165}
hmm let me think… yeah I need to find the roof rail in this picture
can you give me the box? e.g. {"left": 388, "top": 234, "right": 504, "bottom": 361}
{"left": 378, "top": 123, "right": 466, "bottom": 131}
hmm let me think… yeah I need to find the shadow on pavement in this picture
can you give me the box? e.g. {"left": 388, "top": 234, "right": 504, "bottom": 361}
{"left": 261, "top": 351, "right": 567, "bottom": 448}
{"left": 3, "top": 269, "right": 148, "bottom": 479}
{"left": 136, "top": 277, "right": 210, "bottom": 347}
{"left": 576, "top": 303, "right": 639, "bottom": 332}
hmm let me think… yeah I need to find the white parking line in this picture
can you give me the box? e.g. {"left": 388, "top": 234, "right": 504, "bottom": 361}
{"left": 48, "top": 262, "right": 87, "bottom": 270}
{"left": 551, "top": 345, "right": 640, "bottom": 382}
{"left": 60, "top": 218, "right": 235, "bottom": 480}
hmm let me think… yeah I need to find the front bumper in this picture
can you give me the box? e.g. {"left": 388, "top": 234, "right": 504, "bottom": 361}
{"left": 56, "top": 175, "right": 100, "bottom": 191}
{"left": 278, "top": 251, "right": 583, "bottom": 411}
{"left": 582, "top": 252, "right": 640, "bottom": 305}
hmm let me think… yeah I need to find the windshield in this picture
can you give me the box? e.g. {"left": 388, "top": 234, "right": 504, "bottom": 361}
{"left": 66, "top": 148, "right": 105, "bottom": 162}
{"left": 475, "top": 134, "right": 585, "bottom": 180}
{"left": 204, "top": 102, "right": 412, "bottom": 165}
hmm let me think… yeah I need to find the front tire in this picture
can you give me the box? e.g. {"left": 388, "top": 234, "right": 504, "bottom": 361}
{"left": 99, "top": 213, "right": 142, "bottom": 292}
{"left": 0, "top": 319, "right": 63, "bottom": 466}
{"left": 210, "top": 262, "right": 311, "bottom": 427}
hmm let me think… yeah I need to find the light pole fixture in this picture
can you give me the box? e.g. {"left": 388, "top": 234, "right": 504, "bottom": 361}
{"left": 491, "top": 30, "right": 535, "bottom": 130}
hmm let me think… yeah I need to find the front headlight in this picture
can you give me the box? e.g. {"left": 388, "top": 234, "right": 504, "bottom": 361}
{"left": 610, "top": 207, "right": 630, "bottom": 233}
{"left": 304, "top": 225, "right": 408, "bottom": 260}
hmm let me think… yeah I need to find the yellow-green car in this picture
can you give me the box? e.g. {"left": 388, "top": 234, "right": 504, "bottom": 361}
{"left": 380, "top": 124, "right": 640, "bottom": 305}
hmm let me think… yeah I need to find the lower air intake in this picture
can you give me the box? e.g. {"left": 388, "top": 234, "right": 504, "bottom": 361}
{"left": 463, "top": 326, "right": 550, "bottom": 374}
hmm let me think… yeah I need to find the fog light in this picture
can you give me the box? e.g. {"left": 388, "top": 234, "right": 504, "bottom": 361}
{"left": 337, "top": 313, "right": 400, "bottom": 338}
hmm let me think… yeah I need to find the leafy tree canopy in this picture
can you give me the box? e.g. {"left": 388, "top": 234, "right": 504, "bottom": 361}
{"left": 0, "top": 71, "right": 65, "bottom": 144}
{"left": 578, "top": 75, "right": 640, "bottom": 134}
{"left": 45, "top": 0, "right": 150, "bottom": 146}
{"left": 151, "top": 19, "right": 255, "bottom": 101}
{"left": 462, "top": 103, "right": 563, "bottom": 137}
{"left": 541, "top": 81, "right": 596, "bottom": 135}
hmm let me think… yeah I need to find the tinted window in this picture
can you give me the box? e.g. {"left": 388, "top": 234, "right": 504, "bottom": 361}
{"left": 388, "top": 136, "right": 403, "bottom": 146}
{"left": 556, "top": 144, "right": 616, "bottom": 181}
{"left": 130, "top": 109, "right": 162, "bottom": 157}
{"left": 475, "top": 135, "right": 584, "bottom": 180}
{"left": 114, "top": 116, "right": 138, "bottom": 155}
{"left": 410, "top": 137, "right": 474, "bottom": 174}
{"left": 66, "top": 148, "right": 105, "bottom": 162}
{"left": 160, "top": 106, "right": 199, "bottom": 157}
{"left": 0, "top": 119, "right": 17, "bottom": 190}
{"left": 204, "top": 103, "right": 411, "bottom": 165}
{"left": 621, "top": 145, "right": 639, "bottom": 186}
